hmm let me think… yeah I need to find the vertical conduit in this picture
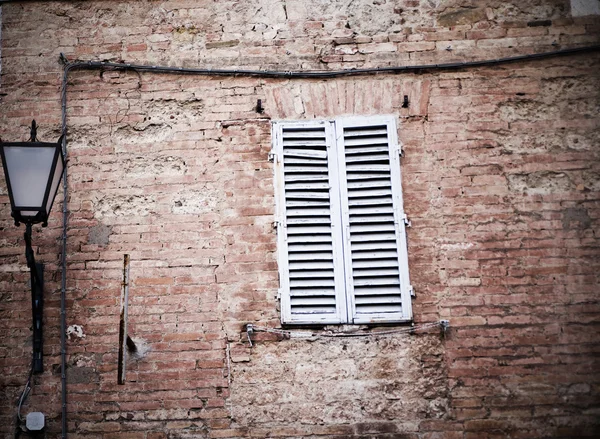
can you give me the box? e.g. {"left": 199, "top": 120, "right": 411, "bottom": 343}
{"left": 59, "top": 65, "right": 71, "bottom": 439}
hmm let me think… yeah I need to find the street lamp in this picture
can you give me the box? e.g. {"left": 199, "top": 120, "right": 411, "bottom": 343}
{"left": 0, "top": 120, "right": 65, "bottom": 373}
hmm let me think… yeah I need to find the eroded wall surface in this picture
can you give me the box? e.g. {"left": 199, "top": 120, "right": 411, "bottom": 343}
{"left": 0, "top": 1, "right": 599, "bottom": 438}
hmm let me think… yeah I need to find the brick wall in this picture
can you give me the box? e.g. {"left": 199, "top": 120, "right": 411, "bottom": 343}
{"left": 0, "top": 1, "right": 599, "bottom": 438}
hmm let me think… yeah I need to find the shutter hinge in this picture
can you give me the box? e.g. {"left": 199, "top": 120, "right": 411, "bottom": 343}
{"left": 277, "top": 289, "right": 282, "bottom": 300}
{"left": 402, "top": 214, "right": 411, "bottom": 228}
{"left": 409, "top": 285, "right": 415, "bottom": 298}
{"left": 398, "top": 148, "right": 405, "bottom": 157}
{"left": 268, "top": 151, "right": 276, "bottom": 162}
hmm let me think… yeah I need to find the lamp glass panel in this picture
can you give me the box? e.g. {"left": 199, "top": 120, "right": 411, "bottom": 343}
{"left": 3, "top": 146, "right": 55, "bottom": 215}
{"left": 45, "top": 152, "right": 64, "bottom": 215}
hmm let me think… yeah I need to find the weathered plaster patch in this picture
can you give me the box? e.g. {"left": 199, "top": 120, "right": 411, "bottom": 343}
{"left": 67, "top": 353, "right": 99, "bottom": 384}
{"left": 121, "top": 155, "right": 188, "bottom": 178}
{"left": 113, "top": 123, "right": 173, "bottom": 145}
{"left": 498, "top": 100, "right": 559, "bottom": 122}
{"left": 437, "top": 7, "right": 486, "bottom": 26}
{"left": 66, "top": 324, "right": 86, "bottom": 340}
{"left": 507, "top": 171, "right": 573, "bottom": 194}
{"left": 562, "top": 207, "right": 592, "bottom": 230}
{"left": 94, "top": 194, "right": 156, "bottom": 218}
{"left": 440, "top": 242, "right": 474, "bottom": 250}
{"left": 128, "top": 337, "right": 151, "bottom": 360}
{"left": 230, "top": 334, "right": 448, "bottom": 429}
{"left": 571, "top": 0, "right": 600, "bottom": 16}
{"left": 88, "top": 224, "right": 112, "bottom": 246}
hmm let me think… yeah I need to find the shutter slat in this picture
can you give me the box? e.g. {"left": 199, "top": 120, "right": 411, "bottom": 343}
{"left": 348, "top": 206, "right": 395, "bottom": 215}
{"left": 286, "top": 207, "right": 331, "bottom": 216}
{"left": 345, "top": 145, "right": 389, "bottom": 154}
{"left": 289, "top": 306, "right": 339, "bottom": 314}
{"left": 288, "top": 287, "right": 336, "bottom": 296}
{"left": 348, "top": 197, "right": 393, "bottom": 206}
{"left": 287, "top": 225, "right": 332, "bottom": 234}
{"left": 290, "top": 297, "right": 337, "bottom": 306}
{"left": 288, "top": 235, "right": 333, "bottom": 243}
{"left": 288, "top": 251, "right": 333, "bottom": 260}
{"left": 352, "top": 286, "right": 404, "bottom": 296}
{"left": 284, "top": 157, "right": 328, "bottom": 165}
{"left": 285, "top": 171, "right": 328, "bottom": 178}
{"left": 348, "top": 214, "right": 395, "bottom": 223}
{"left": 288, "top": 243, "right": 332, "bottom": 251}
{"left": 285, "top": 180, "right": 330, "bottom": 188}
{"left": 350, "top": 223, "right": 396, "bottom": 233}
{"left": 343, "top": 138, "right": 388, "bottom": 147}
{"left": 353, "top": 268, "right": 399, "bottom": 277}
{"left": 283, "top": 149, "right": 328, "bottom": 159}
{"left": 348, "top": 188, "right": 393, "bottom": 198}
{"left": 282, "top": 140, "right": 328, "bottom": 147}
{"left": 282, "top": 130, "right": 328, "bottom": 139}
{"left": 347, "top": 179, "right": 393, "bottom": 188}
{"left": 352, "top": 259, "right": 399, "bottom": 269}
{"left": 289, "top": 261, "right": 334, "bottom": 270}
{"left": 354, "top": 295, "right": 402, "bottom": 304}
{"left": 286, "top": 201, "right": 330, "bottom": 208}
{"left": 346, "top": 164, "right": 390, "bottom": 172}
{"left": 354, "top": 304, "right": 403, "bottom": 314}
{"left": 345, "top": 153, "right": 390, "bottom": 163}
{"left": 286, "top": 191, "right": 330, "bottom": 199}
{"left": 342, "top": 128, "right": 388, "bottom": 137}
{"left": 349, "top": 232, "right": 396, "bottom": 242}
{"left": 353, "top": 277, "right": 400, "bottom": 286}
{"left": 351, "top": 249, "right": 398, "bottom": 258}
{"left": 290, "top": 278, "right": 336, "bottom": 287}
{"left": 287, "top": 218, "right": 331, "bottom": 225}
{"left": 289, "top": 269, "right": 335, "bottom": 278}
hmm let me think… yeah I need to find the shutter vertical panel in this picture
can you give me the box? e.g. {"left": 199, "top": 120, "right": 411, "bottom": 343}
{"left": 336, "top": 116, "right": 412, "bottom": 323}
{"left": 273, "top": 121, "right": 347, "bottom": 324}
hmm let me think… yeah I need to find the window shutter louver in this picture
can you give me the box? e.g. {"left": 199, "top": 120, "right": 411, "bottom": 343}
{"left": 336, "top": 117, "right": 412, "bottom": 323}
{"left": 273, "top": 121, "right": 347, "bottom": 324}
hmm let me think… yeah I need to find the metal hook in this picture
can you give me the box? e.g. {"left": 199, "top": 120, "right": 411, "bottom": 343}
{"left": 246, "top": 324, "right": 254, "bottom": 347}
{"left": 440, "top": 320, "right": 450, "bottom": 338}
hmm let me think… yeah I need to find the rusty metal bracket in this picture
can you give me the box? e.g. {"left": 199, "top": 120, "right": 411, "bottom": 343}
{"left": 118, "top": 254, "right": 132, "bottom": 384}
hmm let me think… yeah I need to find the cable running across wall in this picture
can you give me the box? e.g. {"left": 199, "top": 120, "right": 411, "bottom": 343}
{"left": 60, "top": 44, "right": 600, "bottom": 78}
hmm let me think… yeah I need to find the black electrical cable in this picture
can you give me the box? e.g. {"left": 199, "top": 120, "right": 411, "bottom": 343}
{"left": 62, "top": 44, "right": 600, "bottom": 78}
{"left": 59, "top": 67, "right": 69, "bottom": 439}
{"left": 14, "top": 362, "right": 34, "bottom": 439}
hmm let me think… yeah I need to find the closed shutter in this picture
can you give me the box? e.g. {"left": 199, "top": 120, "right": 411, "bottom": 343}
{"left": 335, "top": 116, "right": 412, "bottom": 323}
{"left": 273, "top": 121, "right": 348, "bottom": 324}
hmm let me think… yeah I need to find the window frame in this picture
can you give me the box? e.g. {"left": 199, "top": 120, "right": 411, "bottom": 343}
{"left": 272, "top": 115, "right": 412, "bottom": 325}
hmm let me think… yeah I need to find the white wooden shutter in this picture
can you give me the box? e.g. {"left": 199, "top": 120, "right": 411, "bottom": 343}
{"left": 273, "top": 121, "right": 348, "bottom": 324}
{"left": 335, "top": 116, "right": 412, "bottom": 323}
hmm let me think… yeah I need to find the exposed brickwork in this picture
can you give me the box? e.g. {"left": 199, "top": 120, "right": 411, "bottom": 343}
{"left": 1, "top": 1, "right": 599, "bottom": 438}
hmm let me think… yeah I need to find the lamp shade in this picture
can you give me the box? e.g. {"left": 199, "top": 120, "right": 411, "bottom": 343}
{"left": 0, "top": 137, "right": 65, "bottom": 226}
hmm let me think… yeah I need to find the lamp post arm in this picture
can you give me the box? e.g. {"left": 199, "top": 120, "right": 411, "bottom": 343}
{"left": 24, "top": 222, "right": 45, "bottom": 373}
{"left": 24, "top": 223, "right": 36, "bottom": 269}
